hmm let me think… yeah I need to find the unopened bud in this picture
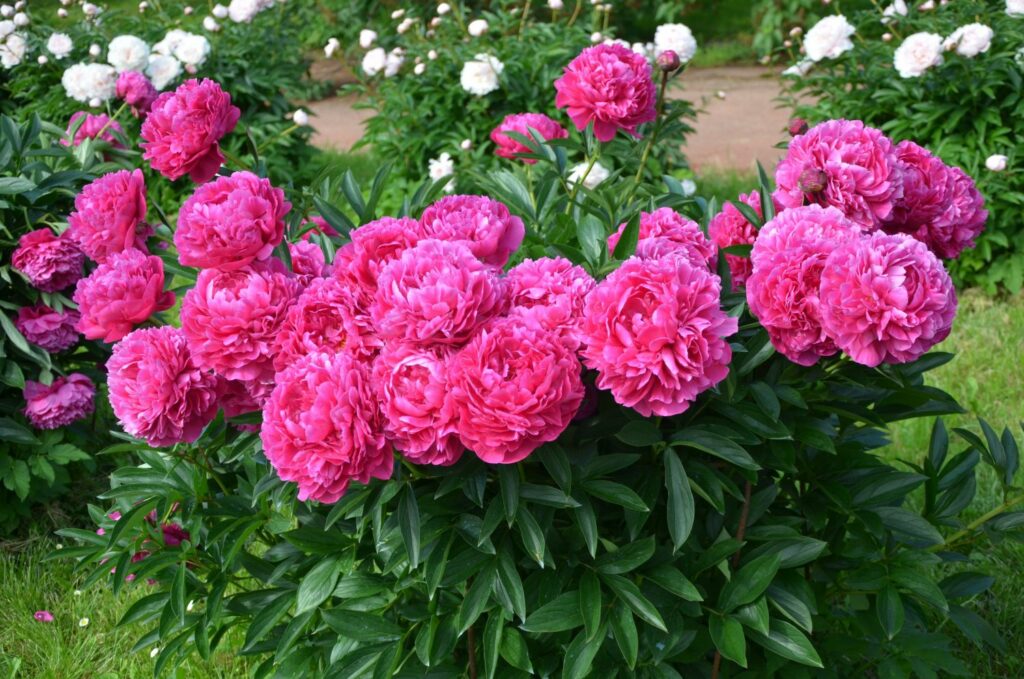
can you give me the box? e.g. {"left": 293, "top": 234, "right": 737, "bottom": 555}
{"left": 656, "top": 50, "right": 681, "bottom": 72}
{"left": 788, "top": 118, "right": 809, "bottom": 136}
{"left": 798, "top": 167, "right": 828, "bottom": 194}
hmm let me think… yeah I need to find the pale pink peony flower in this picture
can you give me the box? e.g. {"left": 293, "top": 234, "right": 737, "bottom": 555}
{"left": 774, "top": 119, "right": 902, "bottom": 230}
{"left": 373, "top": 342, "right": 464, "bottom": 466}
{"left": 288, "top": 240, "right": 327, "bottom": 285}
{"left": 175, "top": 171, "right": 289, "bottom": 270}
{"left": 746, "top": 205, "right": 860, "bottom": 365}
{"left": 116, "top": 70, "right": 158, "bottom": 117}
{"left": 272, "top": 276, "right": 380, "bottom": 373}
{"left": 581, "top": 256, "right": 736, "bottom": 416}
{"left": 489, "top": 112, "right": 569, "bottom": 164}
{"left": 708, "top": 191, "right": 762, "bottom": 290}
{"left": 372, "top": 239, "right": 506, "bottom": 347}
{"left": 73, "top": 249, "right": 175, "bottom": 343}
{"left": 15, "top": 304, "right": 80, "bottom": 352}
{"left": 419, "top": 195, "right": 525, "bottom": 268}
{"left": 67, "top": 169, "right": 150, "bottom": 264}
{"left": 607, "top": 207, "right": 717, "bottom": 269}
{"left": 819, "top": 232, "right": 956, "bottom": 367}
{"left": 62, "top": 111, "right": 125, "bottom": 148}
{"left": 11, "top": 229, "right": 84, "bottom": 292}
{"left": 23, "top": 373, "right": 95, "bottom": 429}
{"left": 180, "top": 261, "right": 301, "bottom": 381}
{"left": 447, "top": 316, "right": 584, "bottom": 463}
{"left": 504, "top": 256, "right": 595, "bottom": 347}
{"left": 140, "top": 78, "right": 240, "bottom": 183}
{"left": 261, "top": 351, "right": 393, "bottom": 504}
{"left": 332, "top": 216, "right": 421, "bottom": 305}
{"left": 554, "top": 43, "right": 657, "bottom": 142}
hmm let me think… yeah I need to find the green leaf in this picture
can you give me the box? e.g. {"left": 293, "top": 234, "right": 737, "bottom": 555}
{"left": 710, "top": 615, "right": 748, "bottom": 668}
{"left": 243, "top": 591, "right": 294, "bottom": 652}
{"left": 734, "top": 597, "right": 770, "bottom": 636}
{"left": 579, "top": 570, "right": 602, "bottom": 640}
{"left": 516, "top": 507, "right": 546, "bottom": 567}
{"left": 601, "top": 574, "right": 667, "bottom": 632}
{"left": 295, "top": 556, "right": 340, "bottom": 614}
{"left": 0, "top": 417, "right": 37, "bottom": 445}
{"left": 670, "top": 429, "right": 760, "bottom": 470}
{"left": 876, "top": 585, "right": 904, "bottom": 640}
{"left": 646, "top": 564, "right": 703, "bottom": 601}
{"left": 664, "top": 450, "right": 695, "bottom": 552}
{"left": 562, "top": 623, "right": 607, "bottom": 679}
{"left": 871, "top": 507, "right": 943, "bottom": 546}
{"left": 48, "top": 443, "right": 90, "bottom": 464}
{"left": 0, "top": 176, "right": 35, "bottom": 194}
{"left": 483, "top": 612, "right": 503, "bottom": 679}
{"left": 170, "top": 564, "right": 187, "bottom": 625}
{"left": 459, "top": 565, "right": 496, "bottom": 633}
{"left": 323, "top": 609, "right": 402, "bottom": 642}
{"left": 576, "top": 214, "right": 605, "bottom": 266}
{"left": 499, "top": 465, "right": 520, "bottom": 525}
{"left": 582, "top": 480, "right": 649, "bottom": 512}
{"left": 520, "top": 591, "right": 583, "bottom": 633}
{"left": 609, "top": 600, "right": 638, "bottom": 669}
{"left": 940, "top": 572, "right": 995, "bottom": 600}
{"left": 594, "top": 537, "right": 655, "bottom": 575}
{"left": 497, "top": 550, "right": 527, "bottom": 623}
{"left": 749, "top": 620, "right": 823, "bottom": 668}
{"left": 574, "top": 496, "right": 599, "bottom": 558}
{"left": 612, "top": 213, "right": 640, "bottom": 260}
{"left": 718, "top": 554, "right": 781, "bottom": 613}
{"left": 500, "top": 628, "right": 533, "bottom": 673}
{"left": 398, "top": 485, "right": 421, "bottom": 568}
{"left": 616, "top": 420, "right": 663, "bottom": 447}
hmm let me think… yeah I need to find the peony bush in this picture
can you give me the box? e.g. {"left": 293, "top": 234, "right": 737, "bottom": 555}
{"left": 49, "top": 43, "right": 1024, "bottom": 678}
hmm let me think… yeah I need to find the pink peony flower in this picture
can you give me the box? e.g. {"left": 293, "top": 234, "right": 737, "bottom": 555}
{"left": 371, "top": 239, "right": 506, "bottom": 347}
{"left": 161, "top": 523, "right": 189, "bottom": 547}
{"left": 107, "top": 326, "right": 222, "bottom": 446}
{"left": 504, "top": 256, "right": 595, "bottom": 347}
{"left": 15, "top": 304, "right": 80, "bottom": 352}
{"left": 581, "top": 256, "right": 737, "bottom": 416}
{"left": 927, "top": 167, "right": 986, "bottom": 260}
{"left": 219, "top": 378, "right": 261, "bottom": 428}
{"left": 11, "top": 229, "right": 84, "bottom": 292}
{"left": 175, "top": 172, "right": 290, "bottom": 270}
{"left": 62, "top": 111, "right": 125, "bottom": 148}
{"left": 418, "top": 195, "right": 525, "bottom": 268}
{"left": 34, "top": 611, "right": 55, "bottom": 623}
{"left": 180, "top": 261, "right": 301, "bottom": 381}
{"left": 116, "top": 70, "right": 158, "bottom": 117}
{"left": 273, "top": 276, "right": 380, "bottom": 373}
{"left": 447, "top": 316, "right": 584, "bottom": 464}
{"left": 774, "top": 119, "right": 902, "bottom": 230}
{"left": 300, "top": 215, "right": 339, "bottom": 240}
{"left": 373, "top": 342, "right": 464, "bottom": 466}
{"left": 607, "top": 207, "right": 717, "bottom": 269}
{"left": 288, "top": 240, "right": 327, "bottom": 285}
{"left": 708, "top": 191, "right": 762, "bottom": 290}
{"left": 489, "top": 112, "right": 569, "bottom": 164}
{"left": 73, "top": 249, "right": 176, "bottom": 343}
{"left": 332, "top": 216, "right": 422, "bottom": 304}
{"left": 746, "top": 205, "right": 860, "bottom": 365}
{"left": 554, "top": 44, "right": 657, "bottom": 142}
{"left": 23, "top": 373, "right": 95, "bottom": 429}
{"left": 261, "top": 351, "right": 393, "bottom": 504}
{"left": 819, "top": 232, "right": 957, "bottom": 367}
{"left": 140, "top": 78, "right": 241, "bottom": 183}
{"left": 67, "top": 169, "right": 150, "bottom": 264}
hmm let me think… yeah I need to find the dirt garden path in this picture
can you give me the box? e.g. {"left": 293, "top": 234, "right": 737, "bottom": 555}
{"left": 304, "top": 65, "right": 794, "bottom": 174}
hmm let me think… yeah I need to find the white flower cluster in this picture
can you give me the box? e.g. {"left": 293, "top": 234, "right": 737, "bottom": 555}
{"left": 223, "top": 0, "right": 276, "bottom": 24}
{"left": 803, "top": 15, "right": 855, "bottom": 62}
{"left": 460, "top": 53, "right": 504, "bottom": 96}
{"left": 61, "top": 62, "right": 116, "bottom": 103}
{"left": 943, "top": 23, "right": 994, "bottom": 58}
{"left": 362, "top": 47, "right": 404, "bottom": 77}
{"left": 653, "top": 23, "right": 698, "bottom": 64}
{"left": 428, "top": 152, "right": 455, "bottom": 192}
{"left": 0, "top": 18, "right": 26, "bottom": 69}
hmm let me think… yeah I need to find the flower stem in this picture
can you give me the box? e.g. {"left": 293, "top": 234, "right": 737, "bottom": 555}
{"left": 220, "top": 146, "right": 249, "bottom": 171}
{"left": 567, "top": 0, "right": 582, "bottom": 27}
{"left": 519, "top": 0, "right": 532, "bottom": 36}
{"left": 257, "top": 124, "right": 298, "bottom": 154}
{"left": 631, "top": 69, "right": 671, "bottom": 187}
{"left": 929, "top": 493, "right": 1024, "bottom": 553}
{"left": 93, "top": 102, "right": 128, "bottom": 142}
{"left": 565, "top": 152, "right": 598, "bottom": 215}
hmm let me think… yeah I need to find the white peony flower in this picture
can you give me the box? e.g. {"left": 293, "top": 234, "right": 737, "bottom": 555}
{"left": 1009, "top": 0, "right": 1024, "bottom": 16}
{"left": 881, "top": 1, "right": 907, "bottom": 24}
{"left": 82, "top": 2, "right": 99, "bottom": 17}
{"left": 437, "top": 3, "right": 451, "bottom": 15}
{"left": 944, "top": 23, "right": 994, "bottom": 57}
{"left": 549, "top": 0, "right": 564, "bottom": 8}
{"left": 468, "top": 19, "right": 489, "bottom": 37}
{"left": 47, "top": 32, "right": 73, "bottom": 59}
{"left": 894, "top": 32, "right": 943, "bottom": 78}
{"left": 11, "top": 10, "right": 25, "bottom": 26}
{"left": 428, "top": 152, "right": 455, "bottom": 192}
{"left": 568, "top": 162, "right": 610, "bottom": 190}
{"left": 782, "top": 58, "right": 813, "bottom": 77}
{"left": 174, "top": 33, "right": 210, "bottom": 66}
{"left": 0, "top": 6, "right": 10, "bottom": 18}
{"left": 61, "top": 62, "right": 116, "bottom": 102}
{"left": 203, "top": 16, "right": 219, "bottom": 31}
{"left": 460, "top": 54, "right": 503, "bottom": 96}
{"left": 228, "top": 0, "right": 261, "bottom": 23}
{"left": 292, "top": 109, "right": 309, "bottom": 125}
{"left": 654, "top": 23, "right": 698, "bottom": 64}
{"left": 152, "top": 29, "right": 187, "bottom": 56}
{"left": 803, "top": 15, "right": 855, "bottom": 61}
{"left": 359, "top": 29, "right": 376, "bottom": 49}
{"left": 146, "top": 53, "right": 182, "bottom": 90}
{"left": 0, "top": 32, "right": 25, "bottom": 69}
{"left": 324, "top": 37, "right": 340, "bottom": 58}
{"left": 413, "top": 62, "right": 425, "bottom": 75}
{"left": 882, "top": 32, "right": 893, "bottom": 42}
{"left": 362, "top": 47, "right": 387, "bottom": 76}
{"left": 107, "top": 35, "right": 150, "bottom": 73}
{"left": 985, "top": 154, "right": 1008, "bottom": 172}
{"left": 397, "top": 18, "right": 415, "bottom": 34}
{"left": 384, "top": 48, "right": 404, "bottom": 77}
{"left": 212, "top": 3, "right": 228, "bottom": 18}
{"left": 88, "top": 43, "right": 101, "bottom": 57}
{"left": 919, "top": 0, "right": 934, "bottom": 9}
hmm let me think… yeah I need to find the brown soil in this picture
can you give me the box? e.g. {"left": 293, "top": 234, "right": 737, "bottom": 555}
{"left": 304, "top": 65, "right": 795, "bottom": 174}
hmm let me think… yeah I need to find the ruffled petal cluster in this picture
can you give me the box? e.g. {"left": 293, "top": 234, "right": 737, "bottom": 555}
{"left": 67, "top": 169, "right": 150, "bottom": 264}
{"left": 419, "top": 195, "right": 524, "bottom": 268}
{"left": 23, "top": 373, "right": 95, "bottom": 430}
{"left": 708, "top": 191, "right": 762, "bottom": 290}
{"left": 15, "top": 304, "right": 80, "bottom": 353}
{"left": 11, "top": 229, "right": 84, "bottom": 292}
{"left": 490, "top": 112, "right": 568, "bottom": 164}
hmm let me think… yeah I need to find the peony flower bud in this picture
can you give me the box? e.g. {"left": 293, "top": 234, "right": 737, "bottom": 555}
{"left": 798, "top": 167, "right": 828, "bottom": 194}
{"left": 391, "top": 9, "right": 404, "bottom": 19}
{"left": 428, "top": 49, "right": 438, "bottom": 60}
{"left": 985, "top": 154, "right": 1008, "bottom": 172}
{"left": 203, "top": 16, "right": 219, "bottom": 31}
{"left": 38, "top": 55, "right": 48, "bottom": 64}
{"left": 293, "top": 109, "right": 309, "bottom": 126}
{"left": 414, "top": 62, "right": 425, "bottom": 75}
{"left": 549, "top": 0, "right": 564, "bottom": 8}
{"left": 656, "top": 49, "right": 681, "bottom": 72}
{"left": 437, "top": 2, "right": 451, "bottom": 14}
{"left": 468, "top": 19, "right": 488, "bottom": 36}
{"left": 789, "top": 26, "right": 803, "bottom": 37}
{"left": 212, "top": 3, "right": 227, "bottom": 18}
{"left": 183, "top": 6, "right": 193, "bottom": 15}
{"left": 460, "top": 138, "right": 472, "bottom": 151}
{"left": 12, "top": 10, "right": 26, "bottom": 25}
{"left": 882, "top": 32, "right": 893, "bottom": 42}
{"left": 590, "top": 32, "right": 602, "bottom": 42}
{"left": 57, "top": 8, "right": 68, "bottom": 17}
{"left": 788, "top": 118, "right": 809, "bottom": 136}
{"left": 89, "top": 43, "right": 101, "bottom": 57}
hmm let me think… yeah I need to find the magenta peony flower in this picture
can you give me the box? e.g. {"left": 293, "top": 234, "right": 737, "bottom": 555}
{"left": 581, "top": 256, "right": 737, "bottom": 417}
{"left": 926, "top": 167, "right": 987, "bottom": 260}
{"left": 774, "top": 119, "right": 902, "bottom": 230}
{"left": 371, "top": 239, "right": 506, "bottom": 347}
{"left": 15, "top": 304, "right": 80, "bottom": 353}
{"left": 447, "top": 316, "right": 584, "bottom": 464}
{"left": 23, "top": 373, "right": 95, "bottom": 429}
{"left": 180, "top": 261, "right": 301, "bottom": 381}
{"left": 11, "top": 229, "right": 85, "bottom": 292}
{"left": 373, "top": 342, "right": 464, "bottom": 466}
{"left": 708, "top": 191, "right": 762, "bottom": 290}
{"left": 288, "top": 240, "right": 327, "bottom": 285}
{"left": 746, "top": 205, "right": 860, "bottom": 365}
{"left": 261, "top": 351, "right": 392, "bottom": 504}
{"left": 607, "top": 207, "right": 717, "bottom": 269}
{"left": 554, "top": 44, "right": 657, "bottom": 142}
{"left": 489, "top": 112, "right": 569, "bottom": 164}
{"left": 34, "top": 611, "right": 55, "bottom": 623}
{"left": 175, "top": 172, "right": 290, "bottom": 270}
{"left": 273, "top": 276, "right": 380, "bottom": 373}
{"left": 107, "top": 326, "right": 221, "bottom": 446}
{"left": 819, "top": 232, "right": 957, "bottom": 367}
{"left": 219, "top": 378, "right": 261, "bottom": 427}
{"left": 67, "top": 169, "right": 150, "bottom": 264}
{"left": 140, "top": 78, "right": 241, "bottom": 183}
{"left": 505, "top": 256, "right": 595, "bottom": 347}
{"left": 332, "top": 216, "right": 422, "bottom": 304}
{"left": 161, "top": 523, "right": 190, "bottom": 547}
{"left": 419, "top": 195, "right": 525, "bottom": 268}
{"left": 62, "top": 111, "right": 125, "bottom": 148}
{"left": 300, "top": 215, "right": 339, "bottom": 240}
{"left": 73, "top": 249, "right": 176, "bottom": 343}
{"left": 116, "top": 70, "right": 158, "bottom": 117}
